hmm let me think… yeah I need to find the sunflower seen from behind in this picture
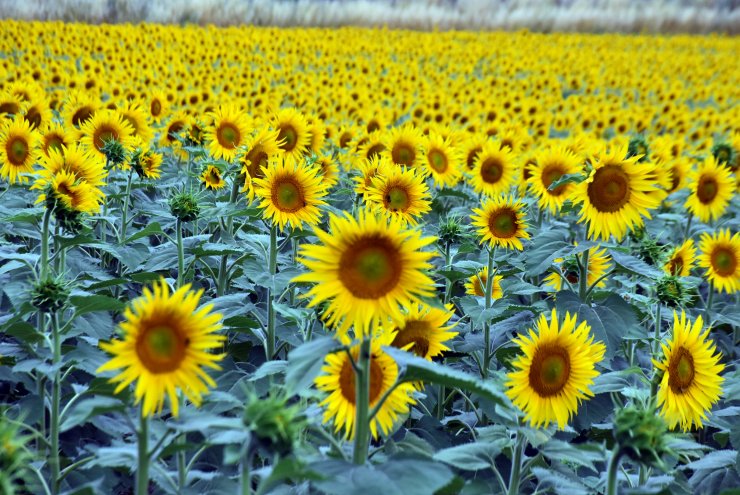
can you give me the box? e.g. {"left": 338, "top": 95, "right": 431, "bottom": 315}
{"left": 654, "top": 311, "right": 724, "bottom": 431}
{"left": 471, "top": 195, "right": 530, "bottom": 250}
{"left": 664, "top": 239, "right": 696, "bottom": 277}
{"left": 97, "top": 279, "right": 225, "bottom": 417}
{"left": 0, "top": 117, "right": 40, "bottom": 184}
{"left": 389, "top": 303, "right": 458, "bottom": 361}
{"left": 571, "top": 145, "right": 662, "bottom": 241}
{"left": 314, "top": 331, "right": 416, "bottom": 440}
{"left": 505, "top": 309, "right": 605, "bottom": 429}
{"left": 698, "top": 229, "right": 740, "bottom": 294}
{"left": 365, "top": 165, "right": 431, "bottom": 226}
{"left": 684, "top": 155, "right": 735, "bottom": 223}
{"left": 293, "top": 210, "right": 436, "bottom": 336}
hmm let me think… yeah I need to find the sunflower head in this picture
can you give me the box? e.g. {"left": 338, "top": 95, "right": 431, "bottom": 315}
{"left": 471, "top": 195, "right": 530, "bottom": 250}
{"left": 698, "top": 229, "right": 740, "bottom": 294}
{"left": 389, "top": 303, "right": 458, "bottom": 360}
{"left": 243, "top": 389, "right": 307, "bottom": 456}
{"left": 169, "top": 192, "right": 200, "bottom": 222}
{"left": 438, "top": 215, "right": 467, "bottom": 247}
{"left": 711, "top": 142, "right": 734, "bottom": 166}
{"left": 101, "top": 138, "right": 126, "bottom": 166}
{"left": 364, "top": 165, "right": 431, "bottom": 226}
{"left": 656, "top": 276, "right": 691, "bottom": 307}
{"left": 464, "top": 266, "right": 503, "bottom": 299}
{"left": 664, "top": 239, "right": 696, "bottom": 277}
{"left": 0, "top": 116, "right": 40, "bottom": 184}
{"left": 684, "top": 155, "right": 735, "bottom": 223}
{"left": 30, "top": 277, "right": 70, "bottom": 314}
{"left": 614, "top": 405, "right": 669, "bottom": 467}
{"left": 200, "top": 165, "right": 226, "bottom": 191}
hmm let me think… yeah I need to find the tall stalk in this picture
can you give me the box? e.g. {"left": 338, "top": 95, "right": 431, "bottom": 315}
{"left": 49, "top": 312, "right": 62, "bottom": 495}
{"left": 120, "top": 168, "right": 134, "bottom": 243}
{"left": 40, "top": 208, "right": 52, "bottom": 281}
{"left": 176, "top": 219, "right": 185, "bottom": 289}
{"left": 352, "top": 338, "right": 372, "bottom": 465}
{"left": 482, "top": 246, "right": 496, "bottom": 377}
{"left": 265, "top": 223, "right": 278, "bottom": 360}
{"left": 507, "top": 433, "right": 524, "bottom": 495}
{"left": 578, "top": 248, "right": 590, "bottom": 300}
{"left": 606, "top": 446, "right": 624, "bottom": 495}
{"left": 217, "top": 179, "right": 241, "bottom": 296}
{"left": 136, "top": 409, "right": 149, "bottom": 495}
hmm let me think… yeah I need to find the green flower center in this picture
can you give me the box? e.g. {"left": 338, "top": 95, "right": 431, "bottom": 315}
{"left": 271, "top": 178, "right": 304, "bottom": 212}
{"left": 711, "top": 247, "right": 737, "bottom": 276}
{"left": 428, "top": 149, "right": 448, "bottom": 172}
{"left": 488, "top": 208, "right": 518, "bottom": 239}
{"left": 217, "top": 123, "right": 240, "bottom": 149}
{"left": 529, "top": 344, "right": 571, "bottom": 397}
{"left": 136, "top": 325, "right": 188, "bottom": 374}
{"left": 7, "top": 137, "right": 29, "bottom": 165}
{"left": 385, "top": 186, "right": 410, "bottom": 212}
{"left": 339, "top": 236, "right": 402, "bottom": 299}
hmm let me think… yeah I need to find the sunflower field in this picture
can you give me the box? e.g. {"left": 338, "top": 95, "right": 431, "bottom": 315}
{"left": 1, "top": 18, "right": 739, "bottom": 495}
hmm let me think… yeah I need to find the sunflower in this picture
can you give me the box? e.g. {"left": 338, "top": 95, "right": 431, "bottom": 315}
{"left": 0, "top": 117, "right": 40, "bottom": 184}
{"left": 97, "top": 279, "right": 225, "bottom": 417}
{"left": 79, "top": 110, "right": 135, "bottom": 160}
{"left": 312, "top": 153, "right": 339, "bottom": 189}
{"left": 356, "top": 131, "right": 386, "bottom": 163}
{"left": 239, "top": 125, "right": 284, "bottom": 201}
{"left": 252, "top": 159, "right": 327, "bottom": 231}
{"left": 661, "top": 156, "right": 691, "bottom": 194}
{"left": 571, "top": 145, "right": 662, "bottom": 241}
{"left": 544, "top": 245, "right": 612, "bottom": 291}
{"left": 390, "top": 303, "right": 458, "bottom": 360}
{"left": 384, "top": 125, "right": 424, "bottom": 168}
{"left": 471, "top": 195, "right": 530, "bottom": 250}
{"left": 118, "top": 101, "right": 153, "bottom": 144}
{"left": 685, "top": 156, "right": 734, "bottom": 223}
{"left": 41, "top": 170, "right": 104, "bottom": 214}
{"left": 22, "top": 96, "right": 52, "bottom": 131}
{"left": 468, "top": 141, "right": 517, "bottom": 197}
{"left": 698, "top": 229, "right": 740, "bottom": 294}
{"left": 528, "top": 146, "right": 583, "bottom": 213}
{"left": 34, "top": 144, "right": 107, "bottom": 190}
{"left": 272, "top": 108, "right": 311, "bottom": 164}
{"left": 654, "top": 311, "right": 724, "bottom": 431}
{"left": 131, "top": 147, "right": 163, "bottom": 180}
{"left": 39, "top": 123, "right": 74, "bottom": 158}
{"left": 664, "top": 239, "right": 696, "bottom": 277}
{"left": 314, "top": 331, "right": 416, "bottom": 439}
{"left": 293, "top": 210, "right": 436, "bottom": 336}
{"left": 505, "top": 309, "right": 606, "bottom": 429}
{"left": 62, "top": 92, "right": 99, "bottom": 129}
{"left": 423, "top": 132, "right": 463, "bottom": 188}
{"left": 461, "top": 135, "right": 487, "bottom": 171}
{"left": 148, "top": 89, "right": 169, "bottom": 122}
{"left": 364, "top": 166, "right": 431, "bottom": 226}
{"left": 205, "top": 104, "right": 252, "bottom": 161}
{"left": 0, "top": 91, "right": 25, "bottom": 118}
{"left": 159, "top": 111, "right": 190, "bottom": 150}
{"left": 200, "top": 165, "right": 227, "bottom": 191}
{"left": 464, "top": 266, "right": 503, "bottom": 299}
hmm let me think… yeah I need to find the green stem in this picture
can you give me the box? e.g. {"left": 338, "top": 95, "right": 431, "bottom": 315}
{"left": 136, "top": 409, "right": 149, "bottom": 495}
{"left": 683, "top": 214, "right": 693, "bottom": 241}
{"left": 216, "top": 180, "right": 242, "bottom": 296}
{"left": 240, "top": 444, "right": 254, "bottom": 495}
{"left": 507, "top": 432, "right": 525, "bottom": 495}
{"left": 652, "top": 302, "right": 662, "bottom": 355}
{"left": 578, "top": 249, "right": 590, "bottom": 301}
{"left": 606, "top": 446, "right": 624, "bottom": 495}
{"left": 48, "top": 312, "right": 62, "bottom": 495}
{"left": 443, "top": 241, "right": 452, "bottom": 304}
{"left": 482, "top": 246, "right": 496, "bottom": 377}
{"left": 40, "top": 207, "right": 52, "bottom": 281}
{"left": 265, "top": 223, "right": 278, "bottom": 360}
{"left": 176, "top": 219, "right": 185, "bottom": 289}
{"left": 120, "top": 168, "right": 134, "bottom": 244}
{"left": 352, "top": 338, "right": 372, "bottom": 465}
{"left": 705, "top": 282, "right": 714, "bottom": 321}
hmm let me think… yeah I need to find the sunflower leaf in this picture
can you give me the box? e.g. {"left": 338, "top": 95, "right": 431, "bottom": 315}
{"left": 286, "top": 337, "right": 344, "bottom": 395}
{"left": 547, "top": 172, "right": 586, "bottom": 191}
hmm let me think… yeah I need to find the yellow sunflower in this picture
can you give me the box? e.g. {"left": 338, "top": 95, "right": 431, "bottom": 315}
{"left": 384, "top": 125, "right": 423, "bottom": 168}
{"left": 79, "top": 110, "right": 135, "bottom": 160}
{"left": 353, "top": 155, "right": 392, "bottom": 198}
{"left": 685, "top": 156, "right": 735, "bottom": 223}
{"left": 698, "top": 229, "right": 740, "bottom": 294}
{"left": 40, "top": 170, "right": 104, "bottom": 214}
{"left": 461, "top": 135, "right": 487, "bottom": 171}
{"left": 544, "top": 245, "right": 612, "bottom": 291}
{"left": 131, "top": 147, "right": 163, "bottom": 180}
{"left": 571, "top": 145, "right": 662, "bottom": 241}
{"left": 200, "top": 165, "right": 227, "bottom": 191}
{"left": 654, "top": 311, "right": 724, "bottom": 431}
{"left": 314, "top": 331, "right": 416, "bottom": 440}
{"left": 313, "top": 154, "right": 339, "bottom": 189}
{"left": 293, "top": 210, "right": 436, "bottom": 336}
{"left": 0, "top": 91, "right": 26, "bottom": 118}
{"left": 505, "top": 309, "right": 606, "bottom": 429}
{"left": 252, "top": 159, "right": 327, "bottom": 231}
{"left": 272, "top": 108, "right": 311, "bottom": 164}
{"left": 34, "top": 144, "right": 107, "bottom": 193}
{"left": 468, "top": 141, "right": 517, "bottom": 197}
{"left": 62, "top": 92, "right": 99, "bottom": 129}
{"left": 97, "top": 279, "right": 225, "bottom": 417}
{"left": 0, "top": 117, "right": 40, "bottom": 184}
{"left": 39, "top": 123, "right": 74, "bottom": 159}
{"left": 356, "top": 131, "right": 386, "bottom": 163}
{"left": 464, "top": 266, "right": 503, "bottom": 299}
{"left": 148, "top": 89, "right": 169, "bottom": 122}
{"left": 423, "top": 132, "right": 463, "bottom": 188}
{"left": 390, "top": 303, "right": 458, "bottom": 360}
{"left": 661, "top": 156, "right": 691, "bottom": 194}
{"left": 528, "top": 146, "right": 583, "bottom": 213}
{"left": 664, "top": 239, "right": 697, "bottom": 277}
{"left": 471, "top": 195, "right": 530, "bottom": 250}
{"left": 364, "top": 166, "right": 431, "bottom": 226}
{"left": 205, "top": 104, "right": 252, "bottom": 161}
{"left": 239, "top": 125, "right": 284, "bottom": 200}
{"left": 118, "top": 101, "right": 153, "bottom": 144}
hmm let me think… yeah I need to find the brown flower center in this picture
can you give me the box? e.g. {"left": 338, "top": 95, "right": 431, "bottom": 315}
{"left": 488, "top": 208, "right": 519, "bottom": 239}
{"left": 339, "top": 235, "right": 402, "bottom": 299}
{"left": 667, "top": 346, "right": 695, "bottom": 394}
{"left": 93, "top": 125, "right": 118, "bottom": 151}
{"left": 6, "top": 137, "right": 29, "bottom": 166}
{"left": 587, "top": 164, "right": 631, "bottom": 213}
{"left": 271, "top": 177, "right": 306, "bottom": 212}
{"left": 278, "top": 124, "right": 298, "bottom": 152}
{"left": 392, "top": 142, "right": 416, "bottom": 166}
{"left": 391, "top": 320, "right": 432, "bottom": 358}
{"left": 711, "top": 247, "right": 737, "bottom": 276}
{"left": 217, "top": 122, "right": 240, "bottom": 149}
{"left": 135, "top": 324, "right": 188, "bottom": 374}
{"left": 150, "top": 99, "right": 162, "bottom": 117}
{"left": 541, "top": 164, "right": 567, "bottom": 196}
{"left": 427, "top": 149, "right": 448, "bottom": 173}
{"left": 72, "top": 106, "right": 94, "bottom": 127}
{"left": 339, "top": 352, "right": 384, "bottom": 404}
{"left": 384, "top": 186, "right": 410, "bottom": 212}
{"left": 480, "top": 157, "right": 504, "bottom": 184}
{"left": 529, "top": 344, "right": 571, "bottom": 397}
{"left": 696, "top": 175, "right": 718, "bottom": 204}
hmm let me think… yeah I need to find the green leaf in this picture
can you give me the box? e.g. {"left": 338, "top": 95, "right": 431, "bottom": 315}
{"left": 683, "top": 450, "right": 737, "bottom": 471}
{"left": 547, "top": 172, "right": 585, "bottom": 191}
{"left": 70, "top": 294, "right": 126, "bottom": 315}
{"left": 608, "top": 249, "right": 664, "bottom": 280}
{"left": 524, "top": 228, "right": 569, "bottom": 276}
{"left": 385, "top": 347, "right": 509, "bottom": 407}
{"left": 591, "top": 367, "right": 646, "bottom": 394}
{"left": 60, "top": 396, "right": 125, "bottom": 432}
{"left": 540, "top": 439, "right": 605, "bottom": 473}
{"left": 256, "top": 458, "right": 324, "bottom": 495}
{"left": 433, "top": 440, "right": 508, "bottom": 471}
{"left": 285, "top": 337, "right": 343, "bottom": 395}
{"left": 124, "top": 222, "right": 163, "bottom": 244}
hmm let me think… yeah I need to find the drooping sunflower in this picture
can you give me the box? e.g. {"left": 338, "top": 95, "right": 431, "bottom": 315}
{"left": 571, "top": 145, "right": 662, "bottom": 241}
{"left": 544, "top": 245, "right": 612, "bottom": 291}
{"left": 272, "top": 108, "right": 311, "bottom": 164}
{"left": 471, "top": 195, "right": 530, "bottom": 250}
{"left": 464, "top": 266, "right": 503, "bottom": 299}
{"left": 423, "top": 132, "right": 463, "bottom": 188}
{"left": 314, "top": 331, "right": 416, "bottom": 439}
{"left": 0, "top": 117, "right": 40, "bottom": 184}
{"left": 200, "top": 165, "right": 227, "bottom": 191}
{"left": 664, "top": 239, "right": 697, "bottom": 277}
{"left": 40, "top": 170, "right": 104, "bottom": 214}
{"left": 505, "top": 309, "right": 606, "bottom": 429}
{"left": 97, "top": 279, "right": 226, "bottom": 417}
{"left": 684, "top": 155, "right": 735, "bottom": 223}
{"left": 39, "top": 123, "right": 74, "bottom": 159}
{"left": 364, "top": 166, "right": 431, "bottom": 226}
{"left": 131, "top": 147, "right": 163, "bottom": 180}
{"left": 239, "top": 125, "right": 284, "bottom": 200}
{"left": 698, "top": 229, "right": 740, "bottom": 294}
{"left": 293, "top": 210, "right": 436, "bottom": 336}
{"left": 528, "top": 146, "right": 583, "bottom": 213}
{"left": 205, "top": 104, "right": 252, "bottom": 161}
{"left": 468, "top": 141, "right": 517, "bottom": 197}
{"left": 654, "top": 311, "right": 724, "bottom": 431}
{"left": 384, "top": 125, "right": 423, "bottom": 168}
{"left": 390, "top": 303, "right": 458, "bottom": 360}
{"left": 79, "top": 110, "right": 135, "bottom": 160}
{"left": 252, "top": 159, "right": 327, "bottom": 231}
{"left": 34, "top": 144, "right": 107, "bottom": 190}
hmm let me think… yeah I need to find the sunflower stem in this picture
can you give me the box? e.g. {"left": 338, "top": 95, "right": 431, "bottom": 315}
{"left": 49, "top": 312, "right": 62, "bottom": 495}
{"left": 443, "top": 241, "right": 452, "bottom": 304}
{"left": 240, "top": 442, "right": 254, "bottom": 495}
{"left": 265, "top": 223, "right": 278, "bottom": 360}
{"left": 120, "top": 167, "right": 134, "bottom": 244}
{"left": 40, "top": 207, "right": 52, "bottom": 281}
{"left": 482, "top": 246, "right": 496, "bottom": 377}
{"left": 136, "top": 408, "right": 149, "bottom": 495}
{"left": 578, "top": 249, "right": 590, "bottom": 301}
{"left": 217, "top": 179, "right": 241, "bottom": 296}
{"left": 507, "top": 431, "right": 525, "bottom": 495}
{"left": 683, "top": 214, "right": 693, "bottom": 241}
{"left": 352, "top": 337, "right": 372, "bottom": 465}
{"left": 652, "top": 302, "right": 662, "bottom": 355}
{"left": 176, "top": 219, "right": 185, "bottom": 288}
{"left": 705, "top": 282, "right": 714, "bottom": 321}
{"left": 606, "top": 445, "right": 624, "bottom": 495}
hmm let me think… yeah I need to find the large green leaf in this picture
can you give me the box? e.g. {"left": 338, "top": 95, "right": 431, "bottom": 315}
{"left": 285, "top": 337, "right": 343, "bottom": 395}
{"left": 433, "top": 439, "right": 508, "bottom": 471}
